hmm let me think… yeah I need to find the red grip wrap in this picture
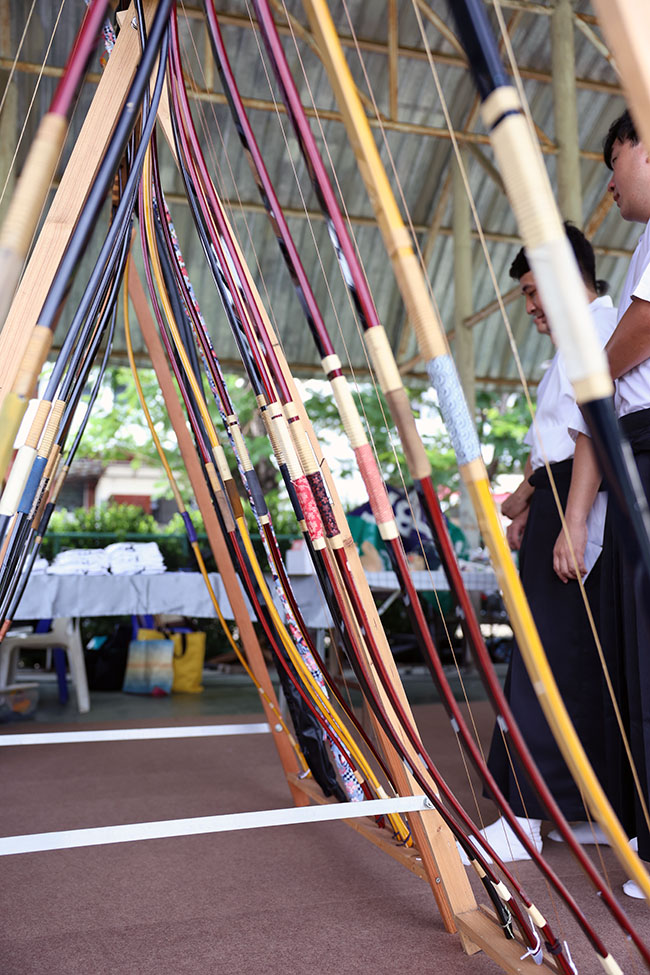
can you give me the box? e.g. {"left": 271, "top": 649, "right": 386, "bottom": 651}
{"left": 355, "top": 443, "right": 393, "bottom": 527}
{"left": 294, "top": 476, "right": 323, "bottom": 541}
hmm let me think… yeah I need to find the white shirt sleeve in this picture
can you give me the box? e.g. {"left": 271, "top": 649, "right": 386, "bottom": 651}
{"left": 633, "top": 260, "right": 650, "bottom": 303}
{"left": 565, "top": 299, "right": 618, "bottom": 440}
{"left": 567, "top": 404, "right": 590, "bottom": 442}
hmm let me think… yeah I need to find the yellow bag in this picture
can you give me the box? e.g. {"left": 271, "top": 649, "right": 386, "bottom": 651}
{"left": 137, "top": 628, "right": 205, "bottom": 694}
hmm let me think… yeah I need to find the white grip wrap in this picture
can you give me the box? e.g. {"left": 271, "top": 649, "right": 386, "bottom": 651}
{"left": 272, "top": 407, "right": 302, "bottom": 482}
{"left": 0, "top": 445, "right": 36, "bottom": 516}
{"left": 483, "top": 92, "right": 560, "bottom": 248}
{"left": 330, "top": 374, "right": 368, "bottom": 448}
{"left": 426, "top": 355, "right": 480, "bottom": 465}
{"left": 492, "top": 880, "right": 511, "bottom": 902}
{"left": 212, "top": 440, "right": 232, "bottom": 482}
{"left": 526, "top": 903, "right": 546, "bottom": 928}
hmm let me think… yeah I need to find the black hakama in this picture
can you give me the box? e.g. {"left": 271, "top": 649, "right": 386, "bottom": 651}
{"left": 486, "top": 459, "right": 608, "bottom": 819}
{"left": 600, "top": 409, "right": 650, "bottom": 861}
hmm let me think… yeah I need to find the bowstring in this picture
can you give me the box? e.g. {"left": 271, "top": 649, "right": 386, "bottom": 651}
{"left": 254, "top": 0, "right": 482, "bottom": 738}
{"left": 487, "top": 0, "right": 650, "bottom": 845}
{"left": 175, "top": 7, "right": 470, "bottom": 816}
{"left": 0, "top": 0, "right": 68, "bottom": 207}
{"left": 241, "top": 0, "right": 423, "bottom": 577}
{"left": 241, "top": 1, "right": 389, "bottom": 421}
{"left": 331, "top": 0, "right": 578, "bottom": 920}
{"left": 271, "top": 1, "right": 418, "bottom": 475}
{"left": 407, "top": 0, "right": 613, "bottom": 910}
{"left": 176, "top": 4, "right": 340, "bottom": 654}
{"left": 177, "top": 12, "right": 292, "bottom": 383}
{"left": 174, "top": 6, "right": 400, "bottom": 801}
{"left": 406, "top": 12, "right": 540, "bottom": 877}
{"left": 328, "top": 0, "right": 628, "bottom": 909}
{"left": 178, "top": 3, "right": 396, "bottom": 663}
{"left": 0, "top": 0, "right": 38, "bottom": 120}
{"left": 263, "top": 0, "right": 495, "bottom": 837}
{"left": 282, "top": 0, "right": 496, "bottom": 790}
{"left": 408, "top": 0, "right": 645, "bottom": 909}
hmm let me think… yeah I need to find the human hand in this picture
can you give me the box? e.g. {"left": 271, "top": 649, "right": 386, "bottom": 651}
{"left": 501, "top": 489, "right": 530, "bottom": 521}
{"left": 553, "top": 519, "right": 588, "bottom": 582}
{"left": 506, "top": 508, "right": 529, "bottom": 551}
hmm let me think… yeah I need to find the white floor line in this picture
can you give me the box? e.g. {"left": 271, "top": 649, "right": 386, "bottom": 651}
{"left": 0, "top": 795, "right": 430, "bottom": 856}
{"left": 0, "top": 723, "right": 271, "bottom": 746}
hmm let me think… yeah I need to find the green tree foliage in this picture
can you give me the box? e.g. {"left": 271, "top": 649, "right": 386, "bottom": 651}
{"left": 81, "top": 367, "right": 177, "bottom": 466}
{"left": 70, "top": 367, "right": 531, "bottom": 529}
{"left": 47, "top": 503, "right": 158, "bottom": 536}
{"left": 78, "top": 366, "right": 278, "bottom": 497}
{"left": 475, "top": 389, "right": 531, "bottom": 481}
{"left": 301, "top": 382, "right": 531, "bottom": 499}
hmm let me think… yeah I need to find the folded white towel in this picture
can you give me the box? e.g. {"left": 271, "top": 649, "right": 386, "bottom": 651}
{"left": 106, "top": 541, "right": 165, "bottom": 574}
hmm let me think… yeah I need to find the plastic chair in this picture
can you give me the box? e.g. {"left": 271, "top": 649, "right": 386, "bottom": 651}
{"left": 0, "top": 618, "right": 90, "bottom": 713}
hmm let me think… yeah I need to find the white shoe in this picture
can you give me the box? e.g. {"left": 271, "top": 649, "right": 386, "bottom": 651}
{"left": 547, "top": 822, "right": 610, "bottom": 845}
{"left": 623, "top": 879, "right": 646, "bottom": 899}
{"left": 457, "top": 816, "right": 542, "bottom": 866}
{"left": 630, "top": 836, "right": 638, "bottom": 852}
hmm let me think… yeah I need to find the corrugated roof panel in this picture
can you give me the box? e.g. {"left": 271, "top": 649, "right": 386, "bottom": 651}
{"left": 0, "top": 0, "right": 638, "bottom": 394}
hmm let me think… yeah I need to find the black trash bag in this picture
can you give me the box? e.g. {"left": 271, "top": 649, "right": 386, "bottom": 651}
{"left": 275, "top": 660, "right": 347, "bottom": 803}
{"left": 84, "top": 624, "right": 131, "bottom": 691}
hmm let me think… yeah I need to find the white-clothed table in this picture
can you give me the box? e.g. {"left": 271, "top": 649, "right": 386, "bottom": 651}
{"left": 14, "top": 567, "right": 498, "bottom": 630}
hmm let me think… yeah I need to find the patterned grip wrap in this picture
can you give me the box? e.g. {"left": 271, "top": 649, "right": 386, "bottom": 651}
{"left": 306, "top": 471, "right": 339, "bottom": 538}
{"left": 294, "top": 475, "right": 323, "bottom": 541}
{"left": 427, "top": 355, "right": 480, "bottom": 466}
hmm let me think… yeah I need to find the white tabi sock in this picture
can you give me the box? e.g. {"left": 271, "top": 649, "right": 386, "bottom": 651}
{"left": 623, "top": 879, "right": 646, "bottom": 899}
{"left": 457, "top": 815, "right": 542, "bottom": 866}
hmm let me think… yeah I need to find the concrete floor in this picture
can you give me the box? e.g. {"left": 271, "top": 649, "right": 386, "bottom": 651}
{"left": 2, "top": 688, "right": 648, "bottom": 975}
{"left": 7, "top": 661, "right": 506, "bottom": 727}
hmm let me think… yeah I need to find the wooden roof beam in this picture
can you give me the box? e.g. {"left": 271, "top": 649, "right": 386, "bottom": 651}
{"left": 395, "top": 8, "right": 522, "bottom": 365}
{"left": 574, "top": 16, "right": 615, "bottom": 67}
{"left": 465, "top": 142, "right": 506, "bottom": 194}
{"left": 0, "top": 57, "right": 612, "bottom": 159}
{"left": 180, "top": 4, "right": 614, "bottom": 93}
{"left": 388, "top": 0, "right": 398, "bottom": 121}
{"left": 413, "top": 0, "right": 466, "bottom": 58}
{"left": 496, "top": 0, "right": 597, "bottom": 24}
{"left": 0, "top": 9, "right": 621, "bottom": 98}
